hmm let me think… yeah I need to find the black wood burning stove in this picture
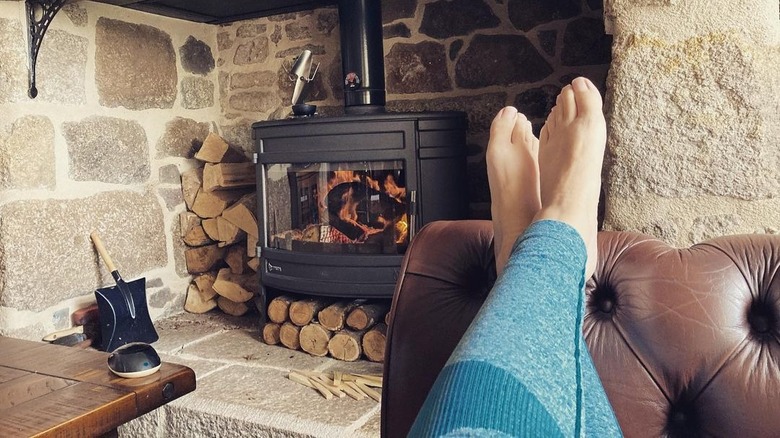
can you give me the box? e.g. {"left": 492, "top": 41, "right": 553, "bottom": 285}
{"left": 253, "top": 112, "right": 468, "bottom": 308}
{"left": 251, "top": 0, "right": 469, "bottom": 321}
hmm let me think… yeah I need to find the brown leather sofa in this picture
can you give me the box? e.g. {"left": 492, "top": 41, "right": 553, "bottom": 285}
{"left": 381, "top": 220, "right": 780, "bottom": 437}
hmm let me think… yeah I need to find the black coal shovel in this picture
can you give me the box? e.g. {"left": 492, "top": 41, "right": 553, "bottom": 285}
{"left": 90, "top": 231, "right": 158, "bottom": 352}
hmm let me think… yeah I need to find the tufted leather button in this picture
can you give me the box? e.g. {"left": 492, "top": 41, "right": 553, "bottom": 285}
{"left": 666, "top": 401, "right": 700, "bottom": 438}
{"left": 590, "top": 285, "right": 617, "bottom": 315}
{"left": 747, "top": 300, "right": 777, "bottom": 337}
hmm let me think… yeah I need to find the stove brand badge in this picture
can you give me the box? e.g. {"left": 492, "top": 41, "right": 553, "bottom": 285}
{"left": 267, "top": 261, "right": 282, "bottom": 273}
{"left": 344, "top": 72, "right": 361, "bottom": 89}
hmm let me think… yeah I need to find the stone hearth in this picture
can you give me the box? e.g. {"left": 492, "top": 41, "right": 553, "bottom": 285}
{"left": 120, "top": 312, "right": 382, "bottom": 437}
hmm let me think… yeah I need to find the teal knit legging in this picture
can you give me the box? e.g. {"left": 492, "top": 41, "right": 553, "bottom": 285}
{"left": 409, "top": 220, "right": 623, "bottom": 437}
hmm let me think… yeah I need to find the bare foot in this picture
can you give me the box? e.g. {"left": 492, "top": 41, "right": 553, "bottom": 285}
{"left": 487, "top": 106, "right": 541, "bottom": 275}
{"left": 534, "top": 77, "right": 606, "bottom": 277}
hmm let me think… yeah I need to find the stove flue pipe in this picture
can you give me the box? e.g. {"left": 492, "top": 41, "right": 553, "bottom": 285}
{"left": 338, "top": 0, "right": 386, "bottom": 113}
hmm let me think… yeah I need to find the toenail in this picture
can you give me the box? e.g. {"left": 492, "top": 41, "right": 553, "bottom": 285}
{"left": 572, "top": 78, "right": 588, "bottom": 92}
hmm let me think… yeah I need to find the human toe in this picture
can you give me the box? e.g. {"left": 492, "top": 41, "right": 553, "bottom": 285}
{"left": 570, "top": 77, "right": 603, "bottom": 116}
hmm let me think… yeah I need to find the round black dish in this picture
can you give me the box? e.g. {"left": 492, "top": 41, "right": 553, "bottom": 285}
{"left": 292, "top": 103, "right": 317, "bottom": 117}
{"left": 107, "top": 342, "right": 162, "bottom": 378}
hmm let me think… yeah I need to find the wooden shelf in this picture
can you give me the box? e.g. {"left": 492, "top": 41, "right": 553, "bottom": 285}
{"left": 90, "top": 0, "right": 336, "bottom": 24}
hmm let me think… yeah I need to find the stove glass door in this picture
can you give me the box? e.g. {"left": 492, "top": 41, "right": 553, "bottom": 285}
{"left": 263, "top": 160, "right": 409, "bottom": 255}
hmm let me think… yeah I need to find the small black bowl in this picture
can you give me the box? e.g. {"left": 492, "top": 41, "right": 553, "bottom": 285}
{"left": 292, "top": 103, "right": 317, "bottom": 117}
{"left": 107, "top": 342, "right": 161, "bottom": 378}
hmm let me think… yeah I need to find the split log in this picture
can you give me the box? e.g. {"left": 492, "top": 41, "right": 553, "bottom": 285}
{"left": 202, "top": 218, "right": 220, "bottom": 241}
{"left": 299, "top": 323, "right": 332, "bottom": 357}
{"left": 225, "top": 244, "right": 249, "bottom": 274}
{"left": 279, "top": 321, "right": 301, "bottom": 350}
{"left": 217, "top": 296, "right": 249, "bottom": 316}
{"left": 184, "top": 282, "right": 217, "bottom": 314}
{"left": 362, "top": 322, "right": 387, "bottom": 363}
{"left": 318, "top": 300, "right": 364, "bottom": 331}
{"left": 191, "top": 189, "right": 246, "bottom": 219}
{"left": 247, "top": 233, "right": 258, "bottom": 257}
{"left": 179, "top": 211, "right": 200, "bottom": 238}
{"left": 327, "top": 329, "right": 364, "bottom": 362}
{"left": 181, "top": 211, "right": 213, "bottom": 246}
{"left": 193, "top": 272, "right": 218, "bottom": 301}
{"left": 221, "top": 194, "right": 258, "bottom": 238}
{"left": 184, "top": 244, "right": 225, "bottom": 274}
{"left": 184, "top": 225, "right": 212, "bottom": 247}
{"left": 217, "top": 216, "right": 246, "bottom": 247}
{"left": 195, "top": 132, "right": 246, "bottom": 163}
{"left": 267, "top": 295, "right": 294, "bottom": 323}
{"left": 289, "top": 298, "right": 330, "bottom": 326}
{"left": 247, "top": 257, "right": 260, "bottom": 272}
{"left": 203, "top": 162, "right": 256, "bottom": 192}
{"left": 181, "top": 168, "right": 203, "bottom": 210}
{"left": 262, "top": 322, "right": 281, "bottom": 345}
{"left": 212, "top": 268, "right": 257, "bottom": 303}
{"left": 346, "top": 302, "right": 389, "bottom": 331}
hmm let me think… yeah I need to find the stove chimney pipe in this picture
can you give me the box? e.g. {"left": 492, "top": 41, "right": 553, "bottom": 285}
{"left": 338, "top": 0, "right": 386, "bottom": 113}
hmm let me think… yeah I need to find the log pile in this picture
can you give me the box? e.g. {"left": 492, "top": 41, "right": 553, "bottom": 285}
{"left": 182, "top": 132, "right": 259, "bottom": 317}
{"left": 263, "top": 295, "right": 390, "bottom": 363}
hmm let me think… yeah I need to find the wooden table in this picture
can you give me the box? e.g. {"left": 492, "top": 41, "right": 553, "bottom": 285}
{"left": 0, "top": 336, "right": 196, "bottom": 437}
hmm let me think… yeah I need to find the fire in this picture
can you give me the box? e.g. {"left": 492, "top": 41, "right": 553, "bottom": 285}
{"left": 384, "top": 174, "right": 406, "bottom": 200}
{"left": 314, "top": 167, "right": 409, "bottom": 245}
{"left": 395, "top": 213, "right": 408, "bottom": 244}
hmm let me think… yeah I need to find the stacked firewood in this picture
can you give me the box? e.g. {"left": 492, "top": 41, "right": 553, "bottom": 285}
{"left": 181, "top": 132, "right": 260, "bottom": 317}
{"left": 263, "top": 296, "right": 390, "bottom": 363}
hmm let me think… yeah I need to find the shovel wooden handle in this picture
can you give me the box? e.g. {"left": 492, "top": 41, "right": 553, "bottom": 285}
{"left": 90, "top": 231, "right": 118, "bottom": 272}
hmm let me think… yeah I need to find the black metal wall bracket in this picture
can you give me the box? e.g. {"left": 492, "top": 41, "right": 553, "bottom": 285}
{"left": 25, "top": 0, "right": 66, "bottom": 98}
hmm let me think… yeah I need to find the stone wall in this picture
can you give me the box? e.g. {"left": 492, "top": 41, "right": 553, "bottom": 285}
{"left": 215, "top": 0, "right": 612, "bottom": 216}
{"left": 0, "top": 2, "right": 221, "bottom": 338}
{"left": 0, "top": 0, "right": 612, "bottom": 339}
{"left": 602, "top": 0, "right": 780, "bottom": 245}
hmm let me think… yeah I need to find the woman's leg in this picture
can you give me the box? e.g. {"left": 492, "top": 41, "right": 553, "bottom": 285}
{"left": 486, "top": 106, "right": 541, "bottom": 275}
{"left": 408, "top": 77, "right": 621, "bottom": 437}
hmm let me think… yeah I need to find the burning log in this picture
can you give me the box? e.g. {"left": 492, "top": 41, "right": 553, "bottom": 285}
{"left": 325, "top": 181, "right": 405, "bottom": 242}
{"left": 346, "top": 302, "right": 389, "bottom": 331}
